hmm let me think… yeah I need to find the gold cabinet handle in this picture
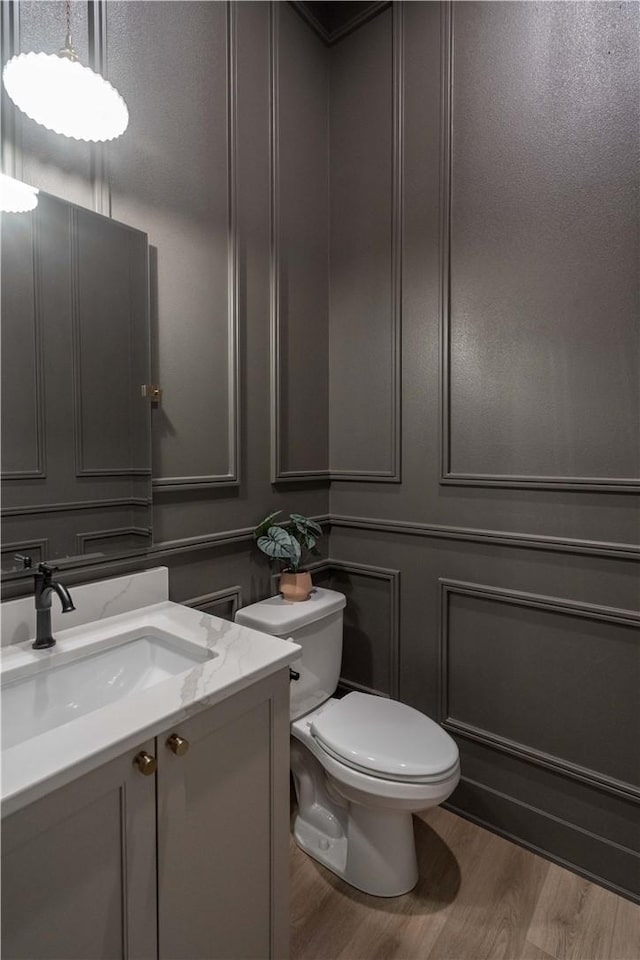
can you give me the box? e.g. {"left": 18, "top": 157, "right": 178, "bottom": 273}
{"left": 166, "top": 733, "right": 190, "bottom": 756}
{"left": 133, "top": 751, "right": 157, "bottom": 776}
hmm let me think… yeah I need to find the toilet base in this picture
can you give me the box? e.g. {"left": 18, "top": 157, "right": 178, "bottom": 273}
{"left": 290, "top": 707, "right": 460, "bottom": 899}
{"left": 291, "top": 737, "right": 419, "bottom": 897}
{"left": 293, "top": 805, "right": 418, "bottom": 897}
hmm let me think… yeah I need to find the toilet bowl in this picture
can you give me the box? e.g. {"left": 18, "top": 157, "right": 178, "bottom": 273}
{"left": 235, "top": 587, "right": 460, "bottom": 897}
{"left": 291, "top": 695, "right": 460, "bottom": 896}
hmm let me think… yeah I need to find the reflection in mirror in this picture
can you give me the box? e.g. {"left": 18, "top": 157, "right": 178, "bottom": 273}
{"left": 1, "top": 191, "right": 152, "bottom": 576}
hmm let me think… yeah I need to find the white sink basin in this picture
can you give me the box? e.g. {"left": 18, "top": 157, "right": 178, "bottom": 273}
{"left": 2, "top": 631, "right": 216, "bottom": 750}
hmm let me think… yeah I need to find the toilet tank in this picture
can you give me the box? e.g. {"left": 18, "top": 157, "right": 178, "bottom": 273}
{"left": 235, "top": 588, "right": 346, "bottom": 720}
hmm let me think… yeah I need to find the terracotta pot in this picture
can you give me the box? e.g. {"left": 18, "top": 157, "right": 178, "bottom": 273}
{"left": 279, "top": 571, "right": 313, "bottom": 602}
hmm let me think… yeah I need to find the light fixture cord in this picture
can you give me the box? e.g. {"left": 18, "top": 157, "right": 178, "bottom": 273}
{"left": 60, "top": 0, "right": 78, "bottom": 61}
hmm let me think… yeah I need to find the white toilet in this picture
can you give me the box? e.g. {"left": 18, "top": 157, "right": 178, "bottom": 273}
{"left": 235, "top": 587, "right": 460, "bottom": 897}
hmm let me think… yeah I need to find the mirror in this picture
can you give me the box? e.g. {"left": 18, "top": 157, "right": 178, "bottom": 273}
{"left": 1, "top": 190, "right": 152, "bottom": 575}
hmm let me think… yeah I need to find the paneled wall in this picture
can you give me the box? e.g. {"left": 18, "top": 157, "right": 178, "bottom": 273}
{"left": 1, "top": 194, "right": 152, "bottom": 564}
{"left": 272, "top": 1, "right": 330, "bottom": 480}
{"left": 2, "top": 0, "right": 639, "bottom": 903}
{"left": 328, "top": 4, "right": 401, "bottom": 480}
{"left": 1, "top": 1, "right": 330, "bottom": 602}
{"left": 328, "top": 1, "right": 640, "bottom": 900}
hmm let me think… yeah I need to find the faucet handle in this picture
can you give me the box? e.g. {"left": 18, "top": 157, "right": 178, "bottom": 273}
{"left": 14, "top": 554, "right": 33, "bottom": 570}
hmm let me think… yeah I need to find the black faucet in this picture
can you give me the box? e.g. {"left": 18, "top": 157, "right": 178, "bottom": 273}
{"left": 31, "top": 562, "right": 76, "bottom": 650}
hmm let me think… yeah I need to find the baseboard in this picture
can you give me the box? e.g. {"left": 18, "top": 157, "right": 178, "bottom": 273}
{"left": 445, "top": 777, "right": 640, "bottom": 904}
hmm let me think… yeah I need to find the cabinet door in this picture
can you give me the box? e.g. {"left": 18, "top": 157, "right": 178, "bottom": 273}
{"left": 1, "top": 740, "right": 157, "bottom": 960}
{"left": 157, "top": 670, "right": 290, "bottom": 960}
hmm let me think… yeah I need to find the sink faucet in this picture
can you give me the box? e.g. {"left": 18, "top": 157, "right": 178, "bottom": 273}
{"left": 31, "top": 562, "right": 76, "bottom": 650}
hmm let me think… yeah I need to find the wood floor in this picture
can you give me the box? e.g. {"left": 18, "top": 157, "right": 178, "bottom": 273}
{"left": 290, "top": 806, "right": 640, "bottom": 960}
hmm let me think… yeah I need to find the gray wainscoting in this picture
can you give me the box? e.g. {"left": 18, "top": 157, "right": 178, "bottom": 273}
{"left": 439, "top": 579, "right": 640, "bottom": 801}
{"left": 328, "top": 0, "right": 639, "bottom": 901}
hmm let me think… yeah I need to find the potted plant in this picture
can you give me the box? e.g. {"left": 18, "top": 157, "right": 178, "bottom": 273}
{"left": 254, "top": 511, "right": 323, "bottom": 602}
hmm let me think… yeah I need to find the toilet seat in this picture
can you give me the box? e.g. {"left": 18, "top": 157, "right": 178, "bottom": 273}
{"left": 309, "top": 692, "right": 459, "bottom": 784}
{"left": 315, "top": 739, "right": 459, "bottom": 784}
{"left": 292, "top": 702, "right": 460, "bottom": 807}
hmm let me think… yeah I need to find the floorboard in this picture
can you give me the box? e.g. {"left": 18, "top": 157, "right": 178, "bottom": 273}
{"left": 289, "top": 806, "right": 640, "bottom": 960}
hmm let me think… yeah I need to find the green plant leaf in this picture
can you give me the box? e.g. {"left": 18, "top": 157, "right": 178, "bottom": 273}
{"left": 286, "top": 537, "right": 302, "bottom": 571}
{"left": 254, "top": 510, "right": 282, "bottom": 541}
{"left": 289, "top": 514, "right": 323, "bottom": 538}
{"left": 257, "top": 526, "right": 301, "bottom": 570}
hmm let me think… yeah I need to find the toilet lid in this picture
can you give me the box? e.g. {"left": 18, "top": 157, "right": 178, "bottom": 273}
{"left": 310, "top": 692, "right": 459, "bottom": 782}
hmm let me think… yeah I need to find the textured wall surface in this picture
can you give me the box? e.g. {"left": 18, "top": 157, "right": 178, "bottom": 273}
{"left": 2, "top": 0, "right": 639, "bottom": 901}
{"left": 1, "top": 0, "right": 331, "bottom": 590}
{"left": 1, "top": 195, "right": 151, "bottom": 563}
{"left": 328, "top": 1, "right": 640, "bottom": 901}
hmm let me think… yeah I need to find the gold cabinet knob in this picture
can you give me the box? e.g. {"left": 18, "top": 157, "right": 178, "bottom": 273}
{"left": 133, "top": 751, "right": 157, "bottom": 776}
{"left": 166, "top": 733, "right": 190, "bottom": 756}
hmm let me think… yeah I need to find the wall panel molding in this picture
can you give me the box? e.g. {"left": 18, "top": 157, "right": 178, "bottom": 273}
{"left": 329, "top": 2, "right": 403, "bottom": 483}
{"left": 269, "top": 555, "right": 333, "bottom": 594}
{"left": 439, "top": 578, "right": 640, "bottom": 803}
{"left": 269, "top": 2, "right": 330, "bottom": 484}
{"left": 183, "top": 585, "right": 243, "bottom": 621}
{"left": 152, "top": 0, "right": 240, "bottom": 491}
{"left": 438, "top": 2, "right": 639, "bottom": 493}
{"left": 330, "top": 514, "right": 640, "bottom": 560}
{"left": 337, "top": 677, "right": 391, "bottom": 699}
{"left": 1, "top": 539, "right": 48, "bottom": 568}
{"left": 75, "top": 527, "right": 150, "bottom": 555}
{"left": 1, "top": 210, "right": 46, "bottom": 481}
{"left": 70, "top": 208, "right": 150, "bottom": 480}
{"left": 268, "top": 556, "right": 399, "bottom": 697}
{"left": 331, "top": 559, "right": 400, "bottom": 698}
{"left": 447, "top": 776, "right": 640, "bottom": 904}
{"left": 1, "top": 498, "right": 151, "bottom": 518}
{"left": 152, "top": 514, "right": 330, "bottom": 560}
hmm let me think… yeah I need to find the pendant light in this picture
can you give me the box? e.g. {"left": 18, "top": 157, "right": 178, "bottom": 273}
{"left": 2, "top": 0, "right": 129, "bottom": 143}
{"left": 0, "top": 173, "right": 39, "bottom": 213}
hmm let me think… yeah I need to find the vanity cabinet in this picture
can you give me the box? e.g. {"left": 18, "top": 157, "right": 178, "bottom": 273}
{"left": 1, "top": 669, "right": 290, "bottom": 960}
{"left": 2, "top": 737, "right": 158, "bottom": 960}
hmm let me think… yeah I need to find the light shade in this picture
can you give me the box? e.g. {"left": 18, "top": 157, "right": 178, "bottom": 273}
{"left": 0, "top": 173, "right": 39, "bottom": 213}
{"left": 3, "top": 52, "right": 129, "bottom": 143}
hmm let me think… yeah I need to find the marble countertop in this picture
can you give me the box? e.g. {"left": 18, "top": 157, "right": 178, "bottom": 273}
{"left": 1, "top": 600, "right": 300, "bottom": 817}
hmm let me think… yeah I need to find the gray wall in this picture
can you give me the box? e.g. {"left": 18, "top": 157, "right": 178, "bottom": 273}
{"left": 328, "top": 1, "right": 640, "bottom": 901}
{"left": 2, "top": 0, "right": 639, "bottom": 903}
{"left": 1, "top": 0, "right": 331, "bottom": 600}
{"left": 1, "top": 194, "right": 152, "bottom": 566}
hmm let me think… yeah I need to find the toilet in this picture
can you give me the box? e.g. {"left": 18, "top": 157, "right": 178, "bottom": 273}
{"left": 235, "top": 587, "right": 460, "bottom": 897}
